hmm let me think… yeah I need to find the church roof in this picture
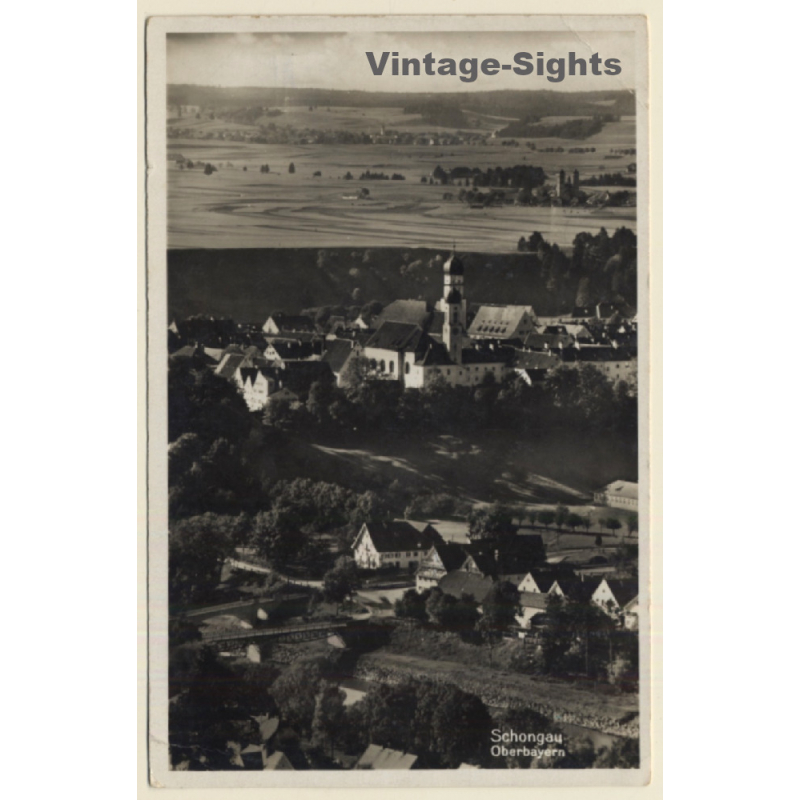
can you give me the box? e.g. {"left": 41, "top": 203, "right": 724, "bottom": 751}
{"left": 445, "top": 288, "right": 462, "bottom": 304}
{"left": 365, "top": 322, "right": 426, "bottom": 352}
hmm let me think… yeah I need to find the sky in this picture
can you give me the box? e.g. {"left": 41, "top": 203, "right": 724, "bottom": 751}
{"left": 167, "top": 31, "right": 636, "bottom": 93}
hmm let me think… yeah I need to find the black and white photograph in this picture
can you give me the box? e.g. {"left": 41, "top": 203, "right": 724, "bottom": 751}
{"left": 146, "top": 14, "right": 651, "bottom": 788}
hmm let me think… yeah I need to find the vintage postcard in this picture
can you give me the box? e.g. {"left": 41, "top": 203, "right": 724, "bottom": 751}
{"left": 146, "top": 13, "right": 653, "bottom": 789}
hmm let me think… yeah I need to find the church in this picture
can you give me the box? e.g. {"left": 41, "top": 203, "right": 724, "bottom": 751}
{"left": 361, "top": 252, "right": 513, "bottom": 389}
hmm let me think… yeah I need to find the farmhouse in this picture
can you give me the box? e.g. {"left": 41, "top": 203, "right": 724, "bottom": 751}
{"left": 594, "top": 480, "right": 638, "bottom": 511}
{"left": 415, "top": 541, "right": 469, "bottom": 593}
{"left": 591, "top": 578, "right": 639, "bottom": 626}
{"left": 352, "top": 521, "right": 442, "bottom": 570}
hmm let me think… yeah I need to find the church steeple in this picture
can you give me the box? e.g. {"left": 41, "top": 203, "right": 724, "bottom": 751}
{"left": 438, "top": 250, "right": 467, "bottom": 364}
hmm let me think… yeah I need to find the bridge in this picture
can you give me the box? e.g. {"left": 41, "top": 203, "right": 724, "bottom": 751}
{"left": 174, "top": 594, "right": 309, "bottom": 624}
{"left": 202, "top": 619, "right": 352, "bottom": 649}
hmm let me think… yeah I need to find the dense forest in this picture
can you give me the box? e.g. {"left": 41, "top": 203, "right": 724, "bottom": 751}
{"left": 168, "top": 237, "right": 637, "bottom": 324}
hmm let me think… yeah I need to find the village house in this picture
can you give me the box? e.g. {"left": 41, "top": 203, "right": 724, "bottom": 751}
{"left": 594, "top": 479, "right": 638, "bottom": 511}
{"left": 415, "top": 541, "right": 468, "bottom": 592}
{"left": 560, "top": 344, "right": 637, "bottom": 384}
{"left": 591, "top": 578, "right": 639, "bottom": 627}
{"left": 262, "top": 313, "right": 317, "bottom": 336}
{"left": 517, "top": 571, "right": 559, "bottom": 594}
{"left": 468, "top": 304, "right": 538, "bottom": 341}
{"left": 263, "top": 338, "right": 321, "bottom": 368}
{"left": 237, "top": 365, "right": 278, "bottom": 411}
{"left": 352, "top": 521, "right": 442, "bottom": 571}
{"left": 320, "top": 338, "right": 362, "bottom": 387}
{"left": 355, "top": 744, "right": 418, "bottom": 770}
{"left": 515, "top": 592, "right": 550, "bottom": 629}
{"left": 547, "top": 576, "right": 599, "bottom": 604}
{"left": 512, "top": 350, "right": 561, "bottom": 385}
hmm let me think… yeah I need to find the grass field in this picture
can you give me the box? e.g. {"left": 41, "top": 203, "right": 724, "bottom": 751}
{"left": 166, "top": 113, "right": 636, "bottom": 250}
{"left": 259, "top": 429, "right": 637, "bottom": 509}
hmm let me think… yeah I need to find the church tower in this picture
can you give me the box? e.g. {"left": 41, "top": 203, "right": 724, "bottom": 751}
{"left": 437, "top": 251, "right": 468, "bottom": 364}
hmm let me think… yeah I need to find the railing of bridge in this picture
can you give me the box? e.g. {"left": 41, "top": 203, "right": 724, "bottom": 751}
{"left": 202, "top": 619, "right": 350, "bottom": 644}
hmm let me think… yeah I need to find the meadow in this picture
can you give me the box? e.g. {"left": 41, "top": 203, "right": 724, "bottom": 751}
{"left": 166, "top": 111, "right": 636, "bottom": 251}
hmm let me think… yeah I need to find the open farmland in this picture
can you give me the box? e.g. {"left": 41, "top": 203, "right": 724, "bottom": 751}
{"left": 166, "top": 113, "right": 636, "bottom": 250}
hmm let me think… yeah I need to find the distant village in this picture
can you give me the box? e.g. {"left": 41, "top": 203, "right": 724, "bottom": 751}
{"left": 169, "top": 251, "right": 637, "bottom": 413}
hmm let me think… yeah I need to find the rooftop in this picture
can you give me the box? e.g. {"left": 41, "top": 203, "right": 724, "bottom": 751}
{"left": 355, "top": 744, "right": 418, "bottom": 770}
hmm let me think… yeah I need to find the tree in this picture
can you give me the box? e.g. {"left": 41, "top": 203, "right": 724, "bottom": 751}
{"left": 288, "top": 162, "right": 296, "bottom": 174}
{"left": 203, "top": 163, "right": 215, "bottom": 175}
{"left": 270, "top": 658, "right": 324, "bottom": 734}
{"left": 467, "top": 504, "right": 516, "bottom": 541}
{"left": 250, "top": 506, "right": 304, "bottom": 569}
{"left": 394, "top": 589, "right": 429, "bottom": 622}
{"left": 605, "top": 518, "right": 623, "bottom": 537}
{"left": 169, "top": 514, "right": 237, "bottom": 606}
{"left": 311, "top": 683, "right": 346, "bottom": 758}
{"left": 322, "top": 556, "right": 361, "bottom": 610}
{"left": 554, "top": 504, "right": 570, "bottom": 530}
{"left": 418, "top": 682, "right": 494, "bottom": 768}
{"left": 538, "top": 509, "right": 556, "bottom": 530}
{"left": 479, "top": 581, "right": 520, "bottom": 634}
{"left": 363, "top": 682, "right": 418, "bottom": 752}
{"left": 567, "top": 512, "right": 584, "bottom": 533}
{"left": 626, "top": 513, "right": 639, "bottom": 537}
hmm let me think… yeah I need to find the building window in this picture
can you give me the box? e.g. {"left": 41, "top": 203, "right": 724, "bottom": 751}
{"left": 389, "top": 361, "right": 395, "bottom": 373}
{"left": 380, "top": 360, "right": 386, "bottom": 372}
{"left": 405, "top": 362, "right": 410, "bottom": 375}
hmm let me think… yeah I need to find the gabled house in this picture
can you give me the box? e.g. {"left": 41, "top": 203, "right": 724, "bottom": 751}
{"left": 416, "top": 541, "right": 469, "bottom": 592}
{"left": 237, "top": 366, "right": 278, "bottom": 411}
{"left": 517, "top": 571, "right": 559, "bottom": 594}
{"left": 352, "top": 521, "right": 442, "bottom": 570}
{"left": 591, "top": 578, "right": 639, "bottom": 623}
{"left": 262, "top": 313, "right": 316, "bottom": 336}
{"left": 548, "top": 576, "right": 599, "bottom": 604}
